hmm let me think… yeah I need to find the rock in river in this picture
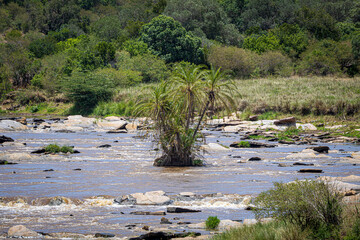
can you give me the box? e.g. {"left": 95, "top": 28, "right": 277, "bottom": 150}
{"left": 0, "top": 135, "right": 14, "bottom": 144}
{"left": 0, "top": 120, "right": 28, "bottom": 131}
{"left": 8, "top": 225, "right": 39, "bottom": 238}
{"left": 130, "top": 190, "right": 171, "bottom": 205}
{"left": 298, "top": 169, "right": 323, "bottom": 173}
{"left": 306, "top": 146, "right": 330, "bottom": 153}
{"left": 230, "top": 141, "right": 276, "bottom": 148}
{"left": 167, "top": 207, "right": 201, "bottom": 213}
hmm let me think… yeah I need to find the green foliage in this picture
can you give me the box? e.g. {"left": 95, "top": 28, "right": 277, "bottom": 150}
{"left": 206, "top": 216, "right": 220, "bottom": 230}
{"left": 276, "top": 127, "right": 301, "bottom": 141}
{"left": 43, "top": 0, "right": 80, "bottom": 32}
{"left": 254, "top": 180, "right": 343, "bottom": 238}
{"left": 243, "top": 32, "right": 280, "bottom": 54}
{"left": 272, "top": 24, "right": 308, "bottom": 58}
{"left": 91, "top": 15, "right": 127, "bottom": 42}
{"left": 93, "top": 100, "right": 136, "bottom": 116}
{"left": 164, "top": 0, "right": 242, "bottom": 45}
{"left": 94, "top": 68, "right": 142, "bottom": 87}
{"left": 116, "top": 51, "right": 169, "bottom": 82}
{"left": 296, "top": 7, "right": 340, "bottom": 41}
{"left": 44, "top": 144, "right": 74, "bottom": 154}
{"left": 29, "top": 36, "right": 57, "bottom": 58}
{"left": 122, "top": 39, "right": 149, "bottom": 57}
{"left": 352, "top": 32, "right": 360, "bottom": 60}
{"left": 237, "top": 141, "right": 250, "bottom": 148}
{"left": 140, "top": 15, "right": 204, "bottom": 64}
{"left": 258, "top": 111, "right": 278, "bottom": 120}
{"left": 62, "top": 71, "right": 114, "bottom": 115}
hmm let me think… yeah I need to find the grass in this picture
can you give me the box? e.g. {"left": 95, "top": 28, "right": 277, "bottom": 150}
{"left": 276, "top": 127, "right": 302, "bottom": 141}
{"left": 3, "top": 77, "right": 360, "bottom": 120}
{"left": 211, "top": 221, "right": 309, "bottom": 240}
{"left": 237, "top": 141, "right": 251, "bottom": 148}
{"left": 248, "top": 135, "right": 273, "bottom": 140}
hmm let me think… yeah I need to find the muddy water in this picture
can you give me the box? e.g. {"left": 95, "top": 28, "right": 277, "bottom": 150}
{"left": 0, "top": 129, "right": 359, "bottom": 237}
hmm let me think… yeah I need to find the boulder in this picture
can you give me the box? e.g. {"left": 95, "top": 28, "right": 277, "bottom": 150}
{"left": 97, "top": 144, "right": 111, "bottom": 148}
{"left": 167, "top": 207, "right": 201, "bottom": 213}
{"left": 0, "top": 120, "right": 28, "bottom": 131}
{"left": 286, "top": 152, "right": 317, "bottom": 159}
{"left": 200, "top": 143, "right": 229, "bottom": 152}
{"left": 249, "top": 115, "right": 258, "bottom": 121}
{"left": 296, "top": 123, "right": 317, "bottom": 130}
{"left": 307, "top": 146, "right": 330, "bottom": 153}
{"left": 104, "top": 116, "right": 123, "bottom": 121}
{"left": 243, "top": 219, "right": 258, "bottom": 225}
{"left": 64, "top": 115, "right": 96, "bottom": 128}
{"left": 130, "top": 211, "right": 166, "bottom": 215}
{"left": 248, "top": 157, "right": 261, "bottom": 161}
{"left": 274, "top": 117, "right": 296, "bottom": 126}
{"left": 160, "top": 217, "right": 172, "bottom": 224}
{"left": 0, "top": 135, "right": 14, "bottom": 144}
{"left": 8, "top": 225, "right": 39, "bottom": 238}
{"left": 97, "top": 120, "right": 127, "bottom": 130}
{"left": 126, "top": 123, "right": 139, "bottom": 131}
{"left": 0, "top": 153, "right": 34, "bottom": 161}
{"left": 95, "top": 233, "right": 115, "bottom": 238}
{"left": 179, "top": 192, "right": 195, "bottom": 197}
{"left": 218, "top": 220, "right": 242, "bottom": 230}
{"left": 293, "top": 162, "right": 314, "bottom": 166}
{"left": 298, "top": 169, "right": 323, "bottom": 173}
{"left": 131, "top": 191, "right": 171, "bottom": 205}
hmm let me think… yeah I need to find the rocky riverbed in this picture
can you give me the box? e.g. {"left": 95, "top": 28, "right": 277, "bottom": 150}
{"left": 0, "top": 115, "right": 359, "bottom": 239}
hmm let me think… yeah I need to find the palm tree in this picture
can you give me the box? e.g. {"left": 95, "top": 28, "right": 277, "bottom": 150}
{"left": 137, "top": 63, "right": 236, "bottom": 167}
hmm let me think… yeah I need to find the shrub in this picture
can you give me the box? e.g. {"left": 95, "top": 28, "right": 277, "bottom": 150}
{"left": 29, "top": 36, "right": 58, "bottom": 58}
{"left": 122, "top": 39, "right": 149, "bottom": 57}
{"left": 208, "top": 45, "right": 257, "bottom": 78}
{"left": 206, "top": 216, "right": 220, "bottom": 230}
{"left": 44, "top": 144, "right": 61, "bottom": 153}
{"left": 44, "top": 144, "right": 74, "bottom": 154}
{"left": 255, "top": 51, "right": 293, "bottom": 77}
{"left": 94, "top": 68, "right": 142, "bottom": 87}
{"left": 62, "top": 71, "right": 114, "bottom": 115}
{"left": 254, "top": 180, "right": 343, "bottom": 238}
{"left": 15, "top": 89, "right": 47, "bottom": 105}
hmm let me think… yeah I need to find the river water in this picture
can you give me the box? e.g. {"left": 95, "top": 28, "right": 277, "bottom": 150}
{"left": 0, "top": 129, "right": 359, "bottom": 238}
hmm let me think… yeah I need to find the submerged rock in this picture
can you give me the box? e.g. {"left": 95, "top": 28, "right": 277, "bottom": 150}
{"left": 200, "top": 143, "right": 229, "bottom": 151}
{"left": 95, "top": 233, "right": 116, "bottom": 238}
{"left": 274, "top": 117, "right": 296, "bottom": 126}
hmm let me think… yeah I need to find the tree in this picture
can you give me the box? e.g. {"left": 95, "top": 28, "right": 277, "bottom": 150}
{"left": 140, "top": 15, "right": 204, "bottom": 64}
{"left": 164, "top": 0, "right": 242, "bottom": 45}
{"left": 136, "top": 64, "right": 235, "bottom": 166}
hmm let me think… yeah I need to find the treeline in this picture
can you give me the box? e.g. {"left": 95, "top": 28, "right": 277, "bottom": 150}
{"left": 0, "top": 0, "right": 360, "bottom": 105}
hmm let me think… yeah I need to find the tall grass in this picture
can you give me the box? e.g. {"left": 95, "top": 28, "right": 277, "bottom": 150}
{"left": 87, "top": 77, "right": 360, "bottom": 117}
{"left": 211, "top": 221, "right": 309, "bottom": 240}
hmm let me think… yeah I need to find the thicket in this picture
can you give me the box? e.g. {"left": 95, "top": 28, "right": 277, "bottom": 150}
{"left": 0, "top": 0, "right": 360, "bottom": 116}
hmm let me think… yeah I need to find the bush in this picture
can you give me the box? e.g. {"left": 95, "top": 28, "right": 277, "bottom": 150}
{"left": 44, "top": 144, "right": 74, "bottom": 154}
{"left": 206, "top": 216, "right": 220, "bottom": 230}
{"left": 94, "top": 68, "right": 142, "bottom": 87}
{"left": 15, "top": 89, "right": 47, "bottom": 105}
{"left": 255, "top": 51, "right": 293, "bottom": 77}
{"left": 62, "top": 71, "right": 114, "bottom": 115}
{"left": 29, "top": 36, "right": 58, "bottom": 58}
{"left": 208, "top": 45, "right": 257, "bottom": 78}
{"left": 254, "top": 180, "right": 343, "bottom": 239}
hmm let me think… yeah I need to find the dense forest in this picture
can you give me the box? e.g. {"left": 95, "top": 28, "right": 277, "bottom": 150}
{"left": 0, "top": 0, "right": 359, "bottom": 115}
